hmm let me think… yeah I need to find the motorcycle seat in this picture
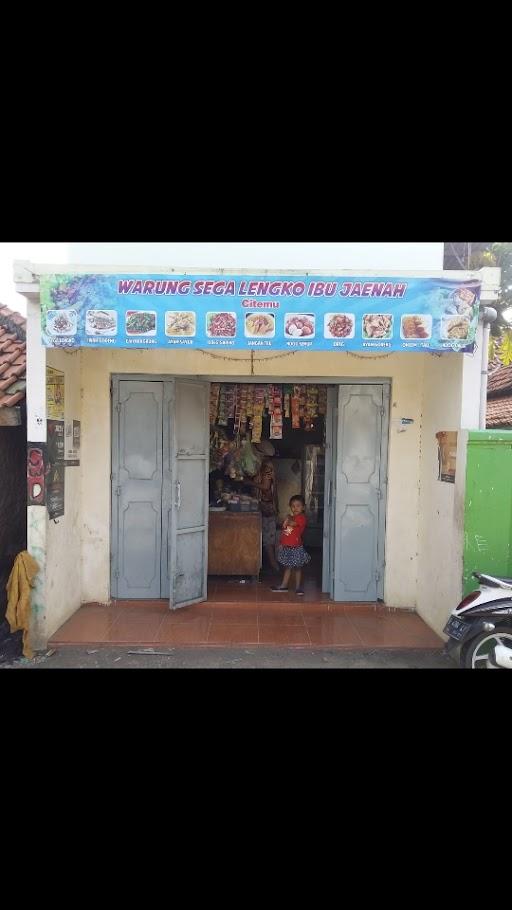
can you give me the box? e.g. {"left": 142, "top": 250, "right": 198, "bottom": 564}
{"left": 473, "top": 571, "right": 512, "bottom": 588}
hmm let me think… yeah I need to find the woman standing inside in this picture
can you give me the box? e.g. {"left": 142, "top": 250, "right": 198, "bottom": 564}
{"left": 251, "top": 442, "right": 279, "bottom": 572}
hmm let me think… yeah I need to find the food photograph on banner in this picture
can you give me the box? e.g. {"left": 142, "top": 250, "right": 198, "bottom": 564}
{"left": 39, "top": 274, "right": 481, "bottom": 354}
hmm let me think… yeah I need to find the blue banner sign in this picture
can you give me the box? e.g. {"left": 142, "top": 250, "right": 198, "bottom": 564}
{"left": 40, "top": 274, "right": 481, "bottom": 353}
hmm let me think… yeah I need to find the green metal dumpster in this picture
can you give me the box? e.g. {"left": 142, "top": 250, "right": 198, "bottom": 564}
{"left": 463, "top": 430, "right": 512, "bottom": 594}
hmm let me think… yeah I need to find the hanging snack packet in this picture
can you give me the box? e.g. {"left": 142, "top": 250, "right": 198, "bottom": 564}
{"left": 291, "top": 395, "right": 300, "bottom": 429}
{"left": 251, "top": 415, "right": 263, "bottom": 443}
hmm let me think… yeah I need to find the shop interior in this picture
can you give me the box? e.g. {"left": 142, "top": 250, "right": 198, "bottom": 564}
{"left": 208, "top": 383, "right": 328, "bottom": 594}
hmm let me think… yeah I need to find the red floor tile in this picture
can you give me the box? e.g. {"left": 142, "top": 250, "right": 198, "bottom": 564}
{"left": 388, "top": 616, "right": 443, "bottom": 647}
{"left": 340, "top": 602, "right": 387, "bottom": 614}
{"left": 256, "top": 608, "right": 306, "bottom": 626}
{"left": 207, "top": 623, "right": 259, "bottom": 644}
{"left": 391, "top": 611, "right": 437, "bottom": 630}
{"left": 164, "top": 607, "right": 212, "bottom": 624}
{"left": 81, "top": 602, "right": 116, "bottom": 612}
{"left": 255, "top": 589, "right": 296, "bottom": 603}
{"left": 258, "top": 596, "right": 303, "bottom": 607}
{"left": 49, "top": 611, "right": 118, "bottom": 645}
{"left": 305, "top": 614, "right": 363, "bottom": 645}
{"left": 259, "top": 625, "right": 311, "bottom": 645}
{"left": 109, "top": 613, "right": 165, "bottom": 643}
{"left": 344, "top": 614, "right": 419, "bottom": 648}
{"left": 157, "top": 616, "right": 211, "bottom": 644}
{"left": 299, "top": 593, "right": 331, "bottom": 603}
{"left": 207, "top": 607, "right": 259, "bottom": 624}
{"left": 301, "top": 601, "right": 334, "bottom": 614}
{"left": 52, "top": 595, "right": 442, "bottom": 650}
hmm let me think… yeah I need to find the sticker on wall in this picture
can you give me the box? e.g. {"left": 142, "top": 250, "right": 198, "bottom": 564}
{"left": 47, "top": 419, "right": 65, "bottom": 464}
{"left": 436, "top": 431, "right": 457, "bottom": 483}
{"left": 46, "top": 367, "right": 65, "bottom": 420}
{"left": 65, "top": 419, "right": 81, "bottom": 465}
{"left": 27, "top": 443, "right": 50, "bottom": 506}
{"left": 47, "top": 462, "right": 65, "bottom": 519}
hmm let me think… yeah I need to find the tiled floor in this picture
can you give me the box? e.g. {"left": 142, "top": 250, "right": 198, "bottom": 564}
{"left": 48, "top": 576, "right": 443, "bottom": 650}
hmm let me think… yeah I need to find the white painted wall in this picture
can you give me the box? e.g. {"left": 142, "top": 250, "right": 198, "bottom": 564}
{"left": 66, "top": 242, "right": 445, "bottom": 271}
{"left": 26, "top": 343, "right": 83, "bottom": 648}
{"left": 416, "top": 353, "right": 465, "bottom": 636}
{"left": 26, "top": 299, "right": 48, "bottom": 648}
{"left": 43, "top": 349, "right": 83, "bottom": 643}
{"left": 414, "top": 281, "right": 498, "bottom": 637}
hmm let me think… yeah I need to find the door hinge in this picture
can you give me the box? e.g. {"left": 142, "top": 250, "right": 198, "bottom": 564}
{"left": 114, "top": 569, "right": 120, "bottom": 579}
{"left": 376, "top": 488, "right": 382, "bottom": 499}
{"left": 115, "top": 402, "right": 122, "bottom": 413}
{"left": 380, "top": 406, "right": 385, "bottom": 417}
{"left": 375, "top": 569, "right": 380, "bottom": 582}
{"left": 115, "top": 486, "right": 121, "bottom": 497}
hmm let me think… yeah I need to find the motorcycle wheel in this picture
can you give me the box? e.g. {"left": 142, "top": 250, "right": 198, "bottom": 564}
{"left": 461, "top": 627, "right": 512, "bottom": 669}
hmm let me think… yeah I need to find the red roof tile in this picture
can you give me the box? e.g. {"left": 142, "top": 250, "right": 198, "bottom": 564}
{"left": 0, "top": 305, "right": 26, "bottom": 409}
{"left": 487, "top": 363, "right": 512, "bottom": 396}
{"left": 0, "top": 364, "right": 26, "bottom": 391}
{"left": 487, "top": 394, "right": 512, "bottom": 428}
{"left": 0, "top": 389, "right": 25, "bottom": 408}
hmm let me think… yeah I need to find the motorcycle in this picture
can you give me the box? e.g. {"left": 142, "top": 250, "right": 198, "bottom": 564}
{"left": 443, "top": 571, "right": 512, "bottom": 669}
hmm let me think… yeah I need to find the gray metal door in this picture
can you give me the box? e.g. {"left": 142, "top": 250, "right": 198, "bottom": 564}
{"left": 322, "top": 386, "right": 337, "bottom": 594}
{"left": 168, "top": 380, "right": 209, "bottom": 609}
{"left": 112, "top": 379, "right": 164, "bottom": 599}
{"left": 333, "top": 384, "right": 388, "bottom": 602}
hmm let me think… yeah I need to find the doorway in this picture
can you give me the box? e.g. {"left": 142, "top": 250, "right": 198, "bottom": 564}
{"left": 110, "top": 376, "right": 390, "bottom": 607}
{"left": 208, "top": 383, "right": 329, "bottom": 598}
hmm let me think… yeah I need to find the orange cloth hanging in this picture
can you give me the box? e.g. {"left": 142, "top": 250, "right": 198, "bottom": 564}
{"left": 5, "top": 551, "right": 40, "bottom": 659}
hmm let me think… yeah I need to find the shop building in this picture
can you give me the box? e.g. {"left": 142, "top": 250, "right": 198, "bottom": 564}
{"left": 14, "top": 258, "right": 500, "bottom": 650}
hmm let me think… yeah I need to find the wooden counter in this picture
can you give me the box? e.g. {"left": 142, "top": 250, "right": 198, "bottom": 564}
{"left": 208, "top": 511, "right": 262, "bottom": 577}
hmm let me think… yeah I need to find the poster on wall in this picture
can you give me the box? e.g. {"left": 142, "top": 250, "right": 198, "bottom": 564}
{"left": 65, "top": 419, "right": 81, "bottom": 465}
{"left": 40, "top": 274, "right": 482, "bottom": 354}
{"left": 47, "top": 462, "right": 65, "bottom": 519}
{"left": 27, "top": 443, "right": 50, "bottom": 506}
{"left": 46, "top": 417, "right": 66, "bottom": 517}
{"left": 47, "top": 419, "right": 65, "bottom": 464}
{"left": 46, "top": 366, "right": 65, "bottom": 419}
{"left": 436, "top": 431, "right": 457, "bottom": 483}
